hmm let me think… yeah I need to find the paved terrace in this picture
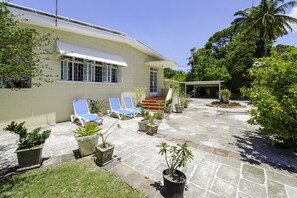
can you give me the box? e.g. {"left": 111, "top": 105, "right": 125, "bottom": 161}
{"left": 0, "top": 99, "right": 297, "bottom": 197}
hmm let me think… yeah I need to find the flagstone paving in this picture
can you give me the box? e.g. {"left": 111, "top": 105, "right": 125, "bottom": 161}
{"left": 0, "top": 99, "right": 296, "bottom": 198}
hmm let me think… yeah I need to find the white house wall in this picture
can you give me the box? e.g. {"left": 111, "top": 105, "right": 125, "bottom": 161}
{"left": 0, "top": 24, "right": 164, "bottom": 129}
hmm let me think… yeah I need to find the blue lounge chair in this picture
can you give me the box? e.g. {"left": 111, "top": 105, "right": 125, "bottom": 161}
{"left": 108, "top": 98, "right": 135, "bottom": 119}
{"left": 71, "top": 99, "right": 103, "bottom": 126}
{"left": 123, "top": 96, "right": 141, "bottom": 114}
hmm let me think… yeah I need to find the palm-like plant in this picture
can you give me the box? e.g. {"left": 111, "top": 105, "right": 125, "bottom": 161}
{"left": 157, "top": 142, "right": 193, "bottom": 177}
{"left": 232, "top": 0, "right": 297, "bottom": 56}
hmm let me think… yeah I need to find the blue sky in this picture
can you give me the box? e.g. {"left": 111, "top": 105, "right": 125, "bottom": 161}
{"left": 8, "top": 0, "right": 297, "bottom": 71}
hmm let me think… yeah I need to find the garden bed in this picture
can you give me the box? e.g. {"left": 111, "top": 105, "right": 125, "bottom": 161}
{"left": 206, "top": 101, "right": 245, "bottom": 108}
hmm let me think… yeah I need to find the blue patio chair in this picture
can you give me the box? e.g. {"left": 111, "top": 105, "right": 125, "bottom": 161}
{"left": 123, "top": 96, "right": 141, "bottom": 114}
{"left": 108, "top": 98, "right": 135, "bottom": 119}
{"left": 71, "top": 99, "right": 103, "bottom": 126}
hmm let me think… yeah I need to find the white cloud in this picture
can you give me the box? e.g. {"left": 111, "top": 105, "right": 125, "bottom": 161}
{"left": 289, "top": 7, "right": 297, "bottom": 33}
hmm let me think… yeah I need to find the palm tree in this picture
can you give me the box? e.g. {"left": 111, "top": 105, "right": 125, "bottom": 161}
{"left": 232, "top": 0, "right": 297, "bottom": 56}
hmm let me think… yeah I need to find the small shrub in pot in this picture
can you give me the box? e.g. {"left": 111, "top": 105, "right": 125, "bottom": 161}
{"left": 4, "top": 122, "right": 51, "bottom": 170}
{"left": 157, "top": 142, "right": 193, "bottom": 198}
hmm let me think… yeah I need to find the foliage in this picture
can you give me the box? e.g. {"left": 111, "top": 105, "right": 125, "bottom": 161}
{"left": 74, "top": 122, "right": 100, "bottom": 137}
{"left": 241, "top": 47, "right": 297, "bottom": 150}
{"left": 186, "top": 26, "right": 256, "bottom": 97}
{"left": 0, "top": 3, "right": 57, "bottom": 89}
{"left": 220, "top": 89, "right": 231, "bottom": 99}
{"left": 157, "top": 142, "right": 193, "bottom": 177}
{"left": 0, "top": 160, "right": 144, "bottom": 197}
{"left": 4, "top": 122, "right": 51, "bottom": 149}
{"left": 166, "top": 98, "right": 172, "bottom": 106}
{"left": 88, "top": 99, "right": 108, "bottom": 115}
{"left": 132, "top": 87, "right": 146, "bottom": 106}
{"left": 164, "top": 68, "right": 187, "bottom": 82}
{"left": 232, "top": 0, "right": 297, "bottom": 57}
{"left": 172, "top": 83, "right": 183, "bottom": 105}
{"left": 140, "top": 108, "right": 150, "bottom": 121}
{"left": 147, "top": 112, "right": 159, "bottom": 124}
{"left": 99, "top": 119, "right": 121, "bottom": 148}
{"left": 180, "top": 94, "right": 191, "bottom": 108}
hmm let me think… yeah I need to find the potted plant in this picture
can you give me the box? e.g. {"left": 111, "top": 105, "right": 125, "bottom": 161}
{"left": 88, "top": 99, "right": 108, "bottom": 116}
{"left": 220, "top": 89, "right": 231, "bottom": 104}
{"left": 157, "top": 142, "right": 194, "bottom": 198}
{"left": 132, "top": 87, "right": 147, "bottom": 107}
{"left": 164, "top": 99, "right": 172, "bottom": 113}
{"left": 138, "top": 108, "right": 150, "bottom": 132}
{"left": 156, "top": 100, "right": 165, "bottom": 120}
{"left": 172, "top": 83, "right": 184, "bottom": 113}
{"left": 95, "top": 119, "right": 121, "bottom": 166}
{"left": 4, "top": 122, "right": 51, "bottom": 171}
{"left": 181, "top": 94, "right": 191, "bottom": 108}
{"left": 74, "top": 122, "right": 100, "bottom": 157}
{"left": 146, "top": 112, "right": 159, "bottom": 136}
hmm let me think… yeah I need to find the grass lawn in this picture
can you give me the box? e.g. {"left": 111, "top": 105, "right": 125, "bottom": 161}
{"left": 0, "top": 159, "right": 145, "bottom": 198}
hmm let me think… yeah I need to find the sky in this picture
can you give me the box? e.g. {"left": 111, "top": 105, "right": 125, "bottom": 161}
{"left": 6, "top": 0, "right": 297, "bottom": 71}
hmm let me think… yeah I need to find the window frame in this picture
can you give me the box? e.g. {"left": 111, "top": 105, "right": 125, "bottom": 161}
{"left": 60, "top": 56, "right": 121, "bottom": 84}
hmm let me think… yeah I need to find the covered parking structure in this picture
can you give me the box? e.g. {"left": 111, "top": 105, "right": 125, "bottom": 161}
{"left": 165, "top": 79, "right": 224, "bottom": 99}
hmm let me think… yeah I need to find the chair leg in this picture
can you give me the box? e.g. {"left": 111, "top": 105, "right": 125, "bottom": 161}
{"left": 70, "top": 115, "right": 75, "bottom": 122}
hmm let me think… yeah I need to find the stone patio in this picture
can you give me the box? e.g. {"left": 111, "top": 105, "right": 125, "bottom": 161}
{"left": 0, "top": 99, "right": 296, "bottom": 197}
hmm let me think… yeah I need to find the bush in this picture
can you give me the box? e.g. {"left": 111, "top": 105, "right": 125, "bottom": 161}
{"left": 4, "top": 122, "right": 51, "bottom": 149}
{"left": 241, "top": 47, "right": 297, "bottom": 150}
{"left": 220, "top": 89, "right": 231, "bottom": 103}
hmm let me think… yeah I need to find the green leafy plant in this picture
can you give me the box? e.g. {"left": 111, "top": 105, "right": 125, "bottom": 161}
{"left": 88, "top": 99, "right": 108, "bottom": 115}
{"left": 241, "top": 47, "right": 297, "bottom": 150}
{"left": 4, "top": 122, "right": 51, "bottom": 149}
{"left": 180, "top": 94, "right": 191, "bottom": 107}
{"left": 220, "top": 89, "right": 231, "bottom": 103}
{"left": 0, "top": 3, "right": 57, "bottom": 89}
{"left": 166, "top": 99, "right": 172, "bottom": 107}
{"left": 132, "top": 87, "right": 147, "bottom": 106}
{"left": 157, "top": 142, "right": 193, "bottom": 177}
{"left": 99, "top": 120, "right": 121, "bottom": 148}
{"left": 148, "top": 112, "right": 159, "bottom": 124}
{"left": 140, "top": 108, "right": 150, "bottom": 121}
{"left": 74, "top": 122, "right": 101, "bottom": 137}
{"left": 172, "top": 83, "right": 182, "bottom": 105}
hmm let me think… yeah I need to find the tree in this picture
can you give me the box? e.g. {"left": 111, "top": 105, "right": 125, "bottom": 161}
{"left": 186, "top": 26, "right": 257, "bottom": 97}
{"left": 241, "top": 46, "right": 297, "bottom": 150}
{"left": 0, "top": 3, "right": 56, "bottom": 89}
{"left": 232, "top": 0, "right": 297, "bottom": 57}
{"left": 164, "top": 68, "right": 187, "bottom": 82}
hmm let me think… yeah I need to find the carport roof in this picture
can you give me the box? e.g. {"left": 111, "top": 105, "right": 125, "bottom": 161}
{"left": 165, "top": 79, "right": 224, "bottom": 86}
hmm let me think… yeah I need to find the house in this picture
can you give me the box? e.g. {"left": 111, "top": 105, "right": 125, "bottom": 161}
{"left": 0, "top": 3, "right": 177, "bottom": 129}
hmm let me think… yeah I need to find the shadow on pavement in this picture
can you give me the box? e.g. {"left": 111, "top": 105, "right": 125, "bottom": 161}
{"left": 233, "top": 130, "right": 297, "bottom": 173}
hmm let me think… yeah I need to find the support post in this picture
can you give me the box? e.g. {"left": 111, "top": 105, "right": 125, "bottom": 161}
{"left": 219, "top": 82, "right": 221, "bottom": 100}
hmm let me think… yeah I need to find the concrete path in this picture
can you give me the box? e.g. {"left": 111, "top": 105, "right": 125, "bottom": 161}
{"left": 0, "top": 99, "right": 297, "bottom": 198}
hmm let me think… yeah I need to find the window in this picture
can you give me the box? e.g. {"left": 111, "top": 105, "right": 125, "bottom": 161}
{"left": 150, "top": 68, "right": 157, "bottom": 93}
{"left": 1, "top": 77, "right": 32, "bottom": 89}
{"left": 1, "top": 58, "right": 32, "bottom": 89}
{"left": 61, "top": 57, "right": 119, "bottom": 83}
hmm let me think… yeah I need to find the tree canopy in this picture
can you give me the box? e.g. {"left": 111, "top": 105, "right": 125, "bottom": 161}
{"left": 232, "top": 0, "right": 297, "bottom": 57}
{"left": 0, "top": 2, "right": 56, "bottom": 89}
{"left": 242, "top": 46, "right": 297, "bottom": 150}
{"left": 186, "top": 0, "right": 297, "bottom": 98}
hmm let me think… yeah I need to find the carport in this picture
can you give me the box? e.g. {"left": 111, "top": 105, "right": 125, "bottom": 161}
{"left": 165, "top": 79, "right": 224, "bottom": 99}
